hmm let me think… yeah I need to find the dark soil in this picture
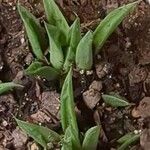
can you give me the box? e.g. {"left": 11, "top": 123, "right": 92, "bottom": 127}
{"left": 0, "top": 0, "right": 150, "bottom": 149}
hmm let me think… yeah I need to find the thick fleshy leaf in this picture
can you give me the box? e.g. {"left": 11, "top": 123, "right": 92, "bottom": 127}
{"left": 63, "top": 47, "right": 74, "bottom": 73}
{"left": 69, "top": 18, "right": 81, "bottom": 50}
{"left": 17, "top": 4, "right": 47, "bottom": 60}
{"left": 82, "top": 126, "right": 100, "bottom": 150}
{"left": 102, "top": 94, "right": 130, "bottom": 107}
{"left": 49, "top": 39, "right": 64, "bottom": 70}
{"left": 62, "top": 126, "right": 81, "bottom": 150}
{"left": 44, "top": 22, "right": 61, "bottom": 45}
{"left": 15, "top": 118, "right": 61, "bottom": 149}
{"left": 25, "top": 61, "right": 43, "bottom": 74}
{"left": 117, "top": 132, "right": 135, "bottom": 144}
{"left": 118, "top": 134, "right": 140, "bottom": 150}
{"left": 60, "top": 68, "right": 77, "bottom": 131}
{"left": 25, "top": 62, "right": 59, "bottom": 81}
{"left": 93, "top": 2, "right": 138, "bottom": 54}
{"left": 75, "top": 31, "right": 93, "bottom": 70}
{"left": 43, "top": 0, "right": 69, "bottom": 45}
{"left": 45, "top": 23, "right": 64, "bottom": 70}
{"left": 63, "top": 18, "right": 81, "bottom": 72}
{"left": 0, "top": 82, "right": 23, "bottom": 95}
{"left": 61, "top": 126, "right": 72, "bottom": 150}
{"left": 32, "top": 66, "right": 59, "bottom": 80}
{"left": 60, "top": 68, "right": 81, "bottom": 148}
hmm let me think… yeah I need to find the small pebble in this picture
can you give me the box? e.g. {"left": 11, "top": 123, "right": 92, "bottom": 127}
{"left": 20, "top": 38, "right": 25, "bottom": 44}
{"left": 80, "top": 70, "right": 84, "bottom": 75}
{"left": 134, "top": 130, "right": 139, "bottom": 134}
{"left": 86, "top": 70, "right": 93, "bottom": 75}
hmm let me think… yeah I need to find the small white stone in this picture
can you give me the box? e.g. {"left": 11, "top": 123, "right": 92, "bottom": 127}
{"left": 2, "top": 120, "right": 8, "bottom": 127}
{"left": 116, "top": 83, "right": 120, "bottom": 88}
{"left": 134, "top": 130, "right": 139, "bottom": 134}
{"left": 80, "top": 70, "right": 84, "bottom": 75}
{"left": 9, "top": 2, "right": 13, "bottom": 6}
{"left": 86, "top": 70, "right": 93, "bottom": 75}
{"left": 102, "top": 103, "right": 105, "bottom": 107}
{"left": 12, "top": 6, "right": 16, "bottom": 10}
{"left": 108, "top": 75, "right": 112, "bottom": 79}
{"left": 43, "top": 78, "right": 46, "bottom": 81}
{"left": 20, "top": 38, "right": 25, "bottom": 44}
{"left": 26, "top": 98, "right": 29, "bottom": 101}
{"left": 56, "top": 106, "right": 59, "bottom": 110}
{"left": 139, "top": 130, "right": 142, "bottom": 134}
{"left": 0, "top": 66, "right": 3, "bottom": 70}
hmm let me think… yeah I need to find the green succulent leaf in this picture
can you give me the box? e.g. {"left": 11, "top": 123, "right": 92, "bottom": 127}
{"left": 82, "top": 126, "right": 100, "bottom": 150}
{"left": 25, "top": 61, "right": 59, "bottom": 80}
{"left": 102, "top": 93, "right": 130, "bottom": 107}
{"left": 15, "top": 118, "right": 61, "bottom": 149}
{"left": 60, "top": 68, "right": 78, "bottom": 131}
{"left": 69, "top": 18, "right": 81, "bottom": 50}
{"left": 75, "top": 31, "right": 93, "bottom": 70}
{"left": 32, "top": 66, "right": 59, "bottom": 80}
{"left": 60, "top": 68, "right": 81, "bottom": 149}
{"left": 17, "top": 4, "right": 47, "bottom": 60}
{"left": 61, "top": 126, "right": 73, "bottom": 150}
{"left": 117, "top": 132, "right": 135, "bottom": 144}
{"left": 45, "top": 23, "right": 64, "bottom": 70}
{"left": 25, "top": 61, "right": 43, "bottom": 74}
{"left": 43, "top": 0, "right": 69, "bottom": 45}
{"left": 0, "top": 82, "right": 23, "bottom": 95}
{"left": 44, "top": 22, "right": 61, "bottom": 45}
{"left": 93, "top": 1, "right": 138, "bottom": 54}
{"left": 63, "top": 18, "right": 81, "bottom": 72}
{"left": 62, "top": 126, "right": 81, "bottom": 150}
{"left": 49, "top": 39, "right": 64, "bottom": 70}
{"left": 63, "top": 47, "right": 74, "bottom": 73}
{"left": 117, "top": 134, "right": 140, "bottom": 150}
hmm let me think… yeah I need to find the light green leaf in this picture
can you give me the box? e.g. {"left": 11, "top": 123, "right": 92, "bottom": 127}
{"left": 61, "top": 126, "right": 73, "bottom": 150}
{"left": 63, "top": 47, "right": 74, "bottom": 73}
{"left": 70, "top": 125, "right": 82, "bottom": 150}
{"left": 43, "top": 0, "right": 69, "bottom": 45}
{"left": 45, "top": 23, "right": 64, "bottom": 70}
{"left": 33, "top": 66, "right": 59, "bottom": 80}
{"left": 17, "top": 4, "right": 47, "bottom": 60}
{"left": 75, "top": 31, "right": 93, "bottom": 70}
{"left": 15, "top": 118, "right": 61, "bottom": 149}
{"left": 25, "top": 62, "right": 59, "bottom": 80}
{"left": 62, "top": 126, "right": 81, "bottom": 150}
{"left": 0, "top": 82, "right": 23, "bottom": 95}
{"left": 44, "top": 22, "right": 62, "bottom": 45}
{"left": 25, "top": 61, "right": 43, "bottom": 74}
{"left": 82, "top": 126, "right": 100, "bottom": 150}
{"left": 117, "top": 134, "right": 140, "bottom": 150}
{"left": 60, "top": 68, "right": 81, "bottom": 148}
{"left": 117, "top": 132, "right": 135, "bottom": 144}
{"left": 49, "top": 39, "right": 64, "bottom": 70}
{"left": 60, "top": 68, "right": 77, "bottom": 131}
{"left": 102, "top": 94, "right": 130, "bottom": 107}
{"left": 69, "top": 18, "right": 81, "bottom": 50}
{"left": 63, "top": 18, "right": 81, "bottom": 72}
{"left": 93, "top": 2, "right": 138, "bottom": 54}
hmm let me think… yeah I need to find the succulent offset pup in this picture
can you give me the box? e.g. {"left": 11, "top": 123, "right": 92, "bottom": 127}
{"left": 15, "top": 68, "right": 100, "bottom": 150}
{"left": 11, "top": 0, "right": 140, "bottom": 149}
{"left": 17, "top": 0, "right": 138, "bottom": 81}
